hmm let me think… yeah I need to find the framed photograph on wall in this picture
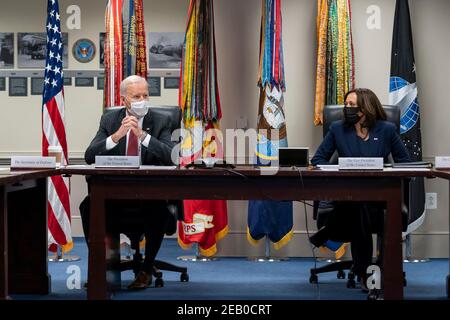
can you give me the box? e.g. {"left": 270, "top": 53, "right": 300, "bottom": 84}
{"left": 64, "top": 77, "right": 72, "bottom": 86}
{"left": 18, "top": 32, "right": 69, "bottom": 69}
{"left": 148, "top": 32, "right": 183, "bottom": 69}
{"left": 31, "top": 77, "right": 44, "bottom": 95}
{"left": 164, "top": 77, "right": 180, "bottom": 89}
{"left": 0, "top": 77, "right": 5, "bottom": 91}
{"left": 148, "top": 77, "right": 161, "bottom": 97}
{"left": 0, "top": 33, "right": 14, "bottom": 69}
{"left": 97, "top": 77, "right": 104, "bottom": 90}
{"left": 9, "top": 77, "right": 28, "bottom": 96}
{"left": 75, "top": 77, "right": 94, "bottom": 87}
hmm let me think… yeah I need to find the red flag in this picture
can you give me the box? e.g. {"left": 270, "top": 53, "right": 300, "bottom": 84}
{"left": 178, "top": 0, "right": 228, "bottom": 256}
{"left": 178, "top": 200, "right": 228, "bottom": 257}
{"left": 134, "top": 0, "right": 147, "bottom": 79}
{"left": 178, "top": 122, "right": 228, "bottom": 257}
{"left": 104, "top": 0, "right": 124, "bottom": 108}
{"left": 42, "top": 0, "right": 72, "bottom": 253}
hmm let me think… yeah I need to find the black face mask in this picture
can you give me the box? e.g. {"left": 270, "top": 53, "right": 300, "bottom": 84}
{"left": 343, "top": 106, "right": 362, "bottom": 126}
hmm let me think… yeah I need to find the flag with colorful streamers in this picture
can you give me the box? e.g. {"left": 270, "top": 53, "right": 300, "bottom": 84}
{"left": 178, "top": 0, "right": 228, "bottom": 257}
{"left": 314, "top": 0, "right": 355, "bottom": 125}
{"left": 104, "top": 0, "right": 147, "bottom": 108}
{"left": 247, "top": 0, "right": 293, "bottom": 250}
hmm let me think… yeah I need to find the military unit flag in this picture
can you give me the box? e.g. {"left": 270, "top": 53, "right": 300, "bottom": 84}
{"left": 314, "top": 0, "right": 355, "bottom": 125}
{"left": 247, "top": 0, "right": 293, "bottom": 250}
{"left": 104, "top": 0, "right": 147, "bottom": 108}
{"left": 177, "top": 0, "right": 228, "bottom": 257}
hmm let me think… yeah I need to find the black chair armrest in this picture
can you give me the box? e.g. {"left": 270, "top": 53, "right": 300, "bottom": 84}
{"left": 401, "top": 203, "right": 408, "bottom": 232}
{"left": 313, "top": 201, "right": 319, "bottom": 220}
{"left": 165, "top": 200, "right": 184, "bottom": 236}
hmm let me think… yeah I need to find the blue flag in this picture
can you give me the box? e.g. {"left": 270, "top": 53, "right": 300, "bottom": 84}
{"left": 247, "top": 85, "right": 293, "bottom": 250}
{"left": 248, "top": 0, "right": 293, "bottom": 250}
{"left": 389, "top": 0, "right": 425, "bottom": 233}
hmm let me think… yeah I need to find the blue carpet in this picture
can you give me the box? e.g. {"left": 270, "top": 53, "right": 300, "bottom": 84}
{"left": 12, "top": 238, "right": 449, "bottom": 300}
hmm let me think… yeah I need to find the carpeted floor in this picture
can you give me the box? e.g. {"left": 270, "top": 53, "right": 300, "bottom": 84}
{"left": 12, "top": 237, "right": 449, "bottom": 300}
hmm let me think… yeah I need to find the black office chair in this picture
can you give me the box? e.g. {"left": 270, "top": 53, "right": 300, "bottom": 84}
{"left": 103, "top": 106, "right": 189, "bottom": 288}
{"left": 309, "top": 104, "right": 408, "bottom": 290}
{"left": 110, "top": 200, "right": 189, "bottom": 288}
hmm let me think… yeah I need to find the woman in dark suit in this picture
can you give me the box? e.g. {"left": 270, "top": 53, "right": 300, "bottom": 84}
{"left": 310, "top": 88, "right": 411, "bottom": 290}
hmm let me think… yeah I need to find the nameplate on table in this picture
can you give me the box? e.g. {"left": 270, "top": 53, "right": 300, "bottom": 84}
{"left": 95, "top": 156, "right": 140, "bottom": 168}
{"left": 10, "top": 156, "right": 56, "bottom": 169}
{"left": 338, "top": 157, "right": 383, "bottom": 170}
{"left": 435, "top": 156, "right": 450, "bottom": 169}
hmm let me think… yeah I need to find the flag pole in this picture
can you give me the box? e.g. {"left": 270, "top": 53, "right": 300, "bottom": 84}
{"left": 249, "top": 235, "right": 288, "bottom": 262}
{"left": 177, "top": 243, "right": 217, "bottom": 262}
{"left": 403, "top": 234, "right": 429, "bottom": 263}
{"left": 48, "top": 245, "right": 80, "bottom": 262}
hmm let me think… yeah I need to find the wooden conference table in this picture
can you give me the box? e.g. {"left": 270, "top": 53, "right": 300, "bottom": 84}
{"left": 61, "top": 165, "right": 435, "bottom": 300}
{"left": 0, "top": 168, "right": 58, "bottom": 300}
{"left": 1, "top": 166, "right": 447, "bottom": 300}
{"left": 429, "top": 169, "right": 450, "bottom": 298}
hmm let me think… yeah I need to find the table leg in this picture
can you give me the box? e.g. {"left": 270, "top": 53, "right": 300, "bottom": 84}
{"left": 383, "top": 183, "right": 404, "bottom": 300}
{"left": 447, "top": 182, "right": 450, "bottom": 299}
{"left": 447, "top": 276, "right": 449, "bottom": 299}
{"left": 87, "top": 180, "right": 109, "bottom": 300}
{"left": 0, "top": 186, "right": 9, "bottom": 300}
{"left": 8, "top": 179, "right": 50, "bottom": 294}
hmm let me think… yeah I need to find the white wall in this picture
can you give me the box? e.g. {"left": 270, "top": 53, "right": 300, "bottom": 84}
{"left": 0, "top": 0, "right": 188, "bottom": 157}
{"left": 0, "top": 0, "right": 448, "bottom": 258}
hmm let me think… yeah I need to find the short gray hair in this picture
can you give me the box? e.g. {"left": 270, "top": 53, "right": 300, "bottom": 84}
{"left": 120, "top": 75, "right": 148, "bottom": 96}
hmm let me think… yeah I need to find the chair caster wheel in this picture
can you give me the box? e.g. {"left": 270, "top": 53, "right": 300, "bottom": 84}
{"left": 367, "top": 289, "right": 382, "bottom": 300}
{"left": 309, "top": 274, "right": 318, "bottom": 284}
{"left": 337, "top": 270, "right": 346, "bottom": 279}
{"left": 153, "top": 271, "right": 163, "bottom": 278}
{"left": 346, "top": 279, "right": 356, "bottom": 288}
{"left": 181, "top": 273, "right": 189, "bottom": 282}
{"left": 446, "top": 275, "right": 450, "bottom": 298}
{"left": 155, "top": 277, "right": 164, "bottom": 288}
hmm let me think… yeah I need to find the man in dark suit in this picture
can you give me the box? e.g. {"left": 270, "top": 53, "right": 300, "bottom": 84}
{"left": 80, "top": 75, "right": 175, "bottom": 290}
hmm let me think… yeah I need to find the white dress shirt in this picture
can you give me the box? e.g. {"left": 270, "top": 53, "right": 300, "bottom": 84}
{"left": 105, "top": 113, "right": 151, "bottom": 154}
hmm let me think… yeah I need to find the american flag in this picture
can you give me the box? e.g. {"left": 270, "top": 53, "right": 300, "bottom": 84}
{"left": 42, "top": 0, "right": 72, "bottom": 253}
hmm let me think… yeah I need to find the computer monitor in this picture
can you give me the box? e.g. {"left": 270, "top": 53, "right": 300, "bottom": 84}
{"left": 278, "top": 147, "right": 309, "bottom": 167}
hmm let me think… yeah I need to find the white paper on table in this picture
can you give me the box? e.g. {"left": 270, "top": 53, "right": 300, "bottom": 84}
{"left": 383, "top": 168, "right": 431, "bottom": 172}
{"left": 64, "top": 165, "right": 93, "bottom": 169}
{"left": 316, "top": 165, "right": 339, "bottom": 171}
{"left": 0, "top": 168, "right": 10, "bottom": 174}
{"left": 140, "top": 165, "right": 177, "bottom": 170}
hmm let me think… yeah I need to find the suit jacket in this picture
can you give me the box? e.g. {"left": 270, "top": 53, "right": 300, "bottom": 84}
{"left": 311, "top": 120, "right": 411, "bottom": 166}
{"left": 85, "top": 107, "right": 175, "bottom": 165}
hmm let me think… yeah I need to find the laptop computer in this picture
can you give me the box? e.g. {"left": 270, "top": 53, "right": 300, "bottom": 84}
{"left": 278, "top": 147, "right": 309, "bottom": 167}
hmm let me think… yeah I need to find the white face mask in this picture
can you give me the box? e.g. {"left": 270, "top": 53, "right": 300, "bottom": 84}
{"left": 129, "top": 100, "right": 148, "bottom": 118}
